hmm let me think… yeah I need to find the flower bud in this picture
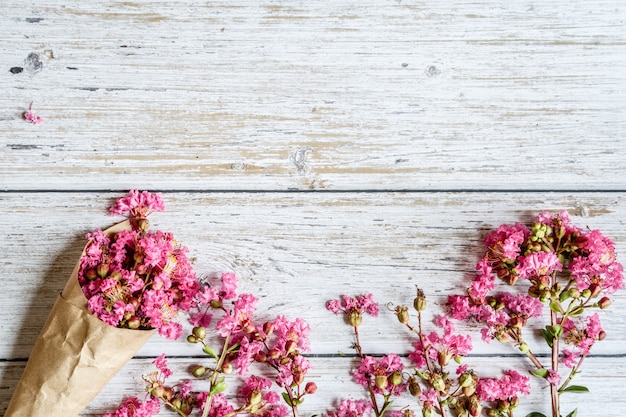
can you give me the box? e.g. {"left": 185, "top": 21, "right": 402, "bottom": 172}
{"left": 589, "top": 283, "right": 602, "bottom": 298}
{"left": 293, "top": 370, "right": 306, "bottom": 385}
{"left": 414, "top": 289, "right": 427, "bottom": 312}
{"left": 187, "top": 335, "right": 199, "bottom": 344}
{"left": 570, "top": 288, "right": 581, "bottom": 299}
{"left": 263, "top": 321, "right": 275, "bottom": 335}
{"left": 305, "top": 382, "right": 318, "bottom": 394}
{"left": 348, "top": 310, "right": 363, "bottom": 327}
{"left": 396, "top": 305, "right": 410, "bottom": 324}
{"left": 85, "top": 268, "right": 98, "bottom": 281}
{"left": 468, "top": 394, "right": 482, "bottom": 417}
{"left": 375, "top": 374, "right": 388, "bottom": 390}
{"left": 422, "top": 406, "right": 434, "bottom": 417}
{"left": 192, "top": 326, "right": 206, "bottom": 340}
{"left": 285, "top": 340, "right": 298, "bottom": 354}
{"left": 269, "top": 349, "right": 281, "bottom": 360}
{"left": 170, "top": 397, "right": 182, "bottom": 411}
{"left": 191, "top": 365, "right": 206, "bottom": 377}
{"left": 222, "top": 361, "right": 233, "bottom": 374}
{"left": 409, "top": 376, "right": 421, "bottom": 396}
{"left": 249, "top": 390, "right": 263, "bottom": 406}
{"left": 462, "top": 384, "right": 476, "bottom": 397}
{"left": 438, "top": 350, "right": 452, "bottom": 367}
{"left": 136, "top": 217, "right": 150, "bottom": 232}
{"left": 127, "top": 315, "right": 141, "bottom": 329}
{"left": 255, "top": 351, "right": 267, "bottom": 363}
{"left": 459, "top": 373, "right": 473, "bottom": 388}
{"left": 528, "top": 285, "right": 541, "bottom": 298}
{"left": 599, "top": 297, "right": 611, "bottom": 309}
{"left": 96, "top": 262, "right": 110, "bottom": 278}
{"left": 598, "top": 330, "right": 607, "bottom": 341}
{"left": 431, "top": 374, "right": 446, "bottom": 393}
{"left": 390, "top": 370, "right": 403, "bottom": 386}
{"left": 210, "top": 299, "right": 222, "bottom": 309}
{"left": 109, "top": 270, "right": 123, "bottom": 281}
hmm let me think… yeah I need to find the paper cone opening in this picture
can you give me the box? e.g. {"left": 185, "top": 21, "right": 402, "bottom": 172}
{"left": 5, "top": 221, "right": 156, "bottom": 417}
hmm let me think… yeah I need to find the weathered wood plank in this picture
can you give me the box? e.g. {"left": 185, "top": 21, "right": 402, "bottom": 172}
{"left": 0, "top": 192, "right": 624, "bottom": 360}
{"left": 2, "top": 356, "right": 625, "bottom": 416}
{"left": 1, "top": 1, "right": 625, "bottom": 190}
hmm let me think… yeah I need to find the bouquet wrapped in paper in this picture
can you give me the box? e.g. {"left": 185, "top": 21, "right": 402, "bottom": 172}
{"left": 5, "top": 190, "right": 199, "bottom": 417}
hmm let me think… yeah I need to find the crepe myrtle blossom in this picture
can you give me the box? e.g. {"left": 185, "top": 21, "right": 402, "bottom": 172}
{"left": 326, "top": 294, "right": 379, "bottom": 327}
{"left": 79, "top": 191, "right": 198, "bottom": 339}
{"left": 354, "top": 354, "right": 406, "bottom": 396}
{"left": 325, "top": 399, "right": 373, "bottom": 417}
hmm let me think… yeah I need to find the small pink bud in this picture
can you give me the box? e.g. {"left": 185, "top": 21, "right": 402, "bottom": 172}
{"left": 598, "top": 330, "right": 607, "bottom": 341}
{"left": 269, "top": 349, "right": 281, "bottom": 360}
{"left": 599, "top": 297, "right": 611, "bottom": 309}
{"left": 263, "top": 321, "right": 275, "bottom": 335}
{"left": 285, "top": 340, "right": 298, "bottom": 354}
{"left": 221, "top": 361, "right": 233, "bottom": 374}
{"left": 305, "top": 382, "right": 317, "bottom": 394}
{"left": 84, "top": 268, "right": 98, "bottom": 281}
{"left": 96, "top": 262, "right": 110, "bottom": 278}
{"left": 589, "top": 283, "right": 602, "bottom": 298}
{"left": 254, "top": 351, "right": 267, "bottom": 363}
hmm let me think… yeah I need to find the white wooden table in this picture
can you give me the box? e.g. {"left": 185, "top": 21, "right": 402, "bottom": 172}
{"left": 1, "top": 2, "right": 625, "bottom": 416}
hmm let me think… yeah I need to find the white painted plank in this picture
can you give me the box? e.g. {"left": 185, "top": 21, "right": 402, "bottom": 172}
{"left": 2, "top": 356, "right": 624, "bottom": 416}
{"left": 0, "top": 192, "right": 624, "bottom": 361}
{"left": 1, "top": 1, "right": 625, "bottom": 190}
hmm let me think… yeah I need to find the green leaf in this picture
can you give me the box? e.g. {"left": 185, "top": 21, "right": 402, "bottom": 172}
{"left": 282, "top": 392, "right": 293, "bottom": 407}
{"left": 550, "top": 300, "right": 563, "bottom": 314}
{"left": 565, "top": 408, "right": 578, "bottom": 417}
{"left": 562, "top": 385, "right": 589, "bottom": 394}
{"left": 210, "top": 381, "right": 227, "bottom": 395}
{"left": 541, "top": 329, "right": 554, "bottom": 347}
{"left": 526, "top": 413, "right": 548, "bottom": 417}
{"left": 530, "top": 368, "right": 549, "bottom": 378}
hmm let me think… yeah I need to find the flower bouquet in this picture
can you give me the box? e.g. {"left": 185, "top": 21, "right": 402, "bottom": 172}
{"left": 5, "top": 190, "right": 198, "bottom": 417}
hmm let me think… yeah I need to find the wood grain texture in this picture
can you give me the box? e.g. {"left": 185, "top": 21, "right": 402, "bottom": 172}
{"left": 1, "top": 1, "right": 626, "bottom": 416}
{"left": 0, "top": 192, "right": 625, "bottom": 415}
{"left": 1, "top": 1, "right": 625, "bottom": 191}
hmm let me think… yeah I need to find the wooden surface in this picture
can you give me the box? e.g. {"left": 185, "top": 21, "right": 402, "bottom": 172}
{"left": 1, "top": 1, "right": 625, "bottom": 416}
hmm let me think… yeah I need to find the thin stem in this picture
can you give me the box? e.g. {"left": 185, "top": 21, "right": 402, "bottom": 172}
{"left": 353, "top": 325, "right": 382, "bottom": 417}
{"left": 558, "top": 354, "right": 587, "bottom": 393}
{"left": 201, "top": 334, "right": 231, "bottom": 417}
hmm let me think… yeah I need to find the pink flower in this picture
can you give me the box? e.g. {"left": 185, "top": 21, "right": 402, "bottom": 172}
{"left": 104, "top": 396, "right": 160, "bottom": 417}
{"left": 272, "top": 315, "right": 311, "bottom": 352}
{"left": 562, "top": 349, "right": 580, "bottom": 368}
{"left": 153, "top": 354, "right": 173, "bottom": 379}
{"left": 109, "top": 189, "right": 165, "bottom": 218}
{"left": 476, "top": 370, "right": 530, "bottom": 402}
{"left": 23, "top": 102, "right": 43, "bottom": 125}
{"left": 546, "top": 369, "right": 561, "bottom": 385}
{"left": 325, "top": 399, "right": 372, "bottom": 417}
{"left": 499, "top": 293, "right": 543, "bottom": 318}
{"left": 354, "top": 354, "right": 405, "bottom": 395}
{"left": 484, "top": 223, "right": 529, "bottom": 261}
{"left": 418, "top": 388, "right": 439, "bottom": 408}
{"left": 517, "top": 251, "right": 563, "bottom": 280}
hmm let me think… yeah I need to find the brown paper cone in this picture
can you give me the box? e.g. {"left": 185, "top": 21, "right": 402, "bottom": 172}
{"left": 5, "top": 221, "right": 156, "bottom": 417}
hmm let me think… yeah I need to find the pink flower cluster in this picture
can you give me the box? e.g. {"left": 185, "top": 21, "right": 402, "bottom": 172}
{"left": 475, "top": 370, "right": 530, "bottom": 402}
{"left": 409, "top": 315, "right": 472, "bottom": 368}
{"left": 449, "top": 210, "right": 623, "bottom": 344}
{"left": 79, "top": 191, "right": 198, "bottom": 339}
{"left": 354, "top": 354, "right": 406, "bottom": 396}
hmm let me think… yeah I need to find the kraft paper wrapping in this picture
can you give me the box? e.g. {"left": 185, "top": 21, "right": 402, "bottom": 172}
{"left": 5, "top": 221, "right": 156, "bottom": 417}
